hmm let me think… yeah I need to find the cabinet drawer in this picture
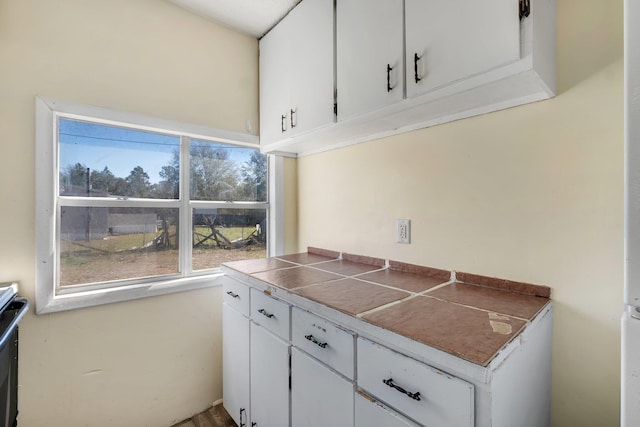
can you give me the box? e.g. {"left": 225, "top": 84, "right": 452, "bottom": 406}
{"left": 357, "top": 338, "right": 474, "bottom": 427}
{"left": 292, "top": 308, "right": 355, "bottom": 379}
{"left": 250, "top": 289, "right": 290, "bottom": 341}
{"left": 222, "top": 276, "right": 250, "bottom": 316}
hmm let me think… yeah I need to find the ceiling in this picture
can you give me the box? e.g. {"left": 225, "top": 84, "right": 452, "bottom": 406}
{"left": 168, "top": 0, "right": 300, "bottom": 38}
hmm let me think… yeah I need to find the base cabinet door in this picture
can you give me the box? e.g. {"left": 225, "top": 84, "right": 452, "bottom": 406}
{"left": 291, "top": 347, "right": 354, "bottom": 427}
{"left": 250, "top": 322, "right": 290, "bottom": 427}
{"left": 222, "top": 303, "right": 250, "bottom": 427}
{"left": 355, "top": 392, "right": 419, "bottom": 427}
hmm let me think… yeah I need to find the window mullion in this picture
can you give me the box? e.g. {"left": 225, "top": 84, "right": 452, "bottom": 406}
{"left": 180, "top": 136, "right": 192, "bottom": 276}
{"left": 189, "top": 201, "right": 269, "bottom": 210}
{"left": 57, "top": 197, "right": 181, "bottom": 209}
{"left": 268, "top": 155, "right": 284, "bottom": 257}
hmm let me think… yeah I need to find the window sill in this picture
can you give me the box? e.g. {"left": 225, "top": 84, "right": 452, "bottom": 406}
{"left": 35, "top": 272, "right": 225, "bottom": 315}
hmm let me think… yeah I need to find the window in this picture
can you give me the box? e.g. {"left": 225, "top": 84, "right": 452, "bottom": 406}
{"left": 36, "top": 97, "right": 278, "bottom": 313}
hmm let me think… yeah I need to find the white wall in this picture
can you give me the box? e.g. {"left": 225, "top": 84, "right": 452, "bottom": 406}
{"left": 0, "top": 0, "right": 261, "bottom": 425}
{"left": 297, "top": 0, "right": 623, "bottom": 426}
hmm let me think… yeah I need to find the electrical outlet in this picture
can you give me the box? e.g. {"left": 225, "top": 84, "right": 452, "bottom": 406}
{"left": 396, "top": 219, "right": 411, "bottom": 244}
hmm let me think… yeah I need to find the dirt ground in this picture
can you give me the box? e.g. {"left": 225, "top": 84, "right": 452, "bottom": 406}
{"left": 60, "top": 246, "right": 265, "bottom": 287}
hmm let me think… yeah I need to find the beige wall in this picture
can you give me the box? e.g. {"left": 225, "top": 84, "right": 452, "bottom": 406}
{"left": 297, "top": 0, "right": 623, "bottom": 426}
{"left": 0, "top": 0, "right": 263, "bottom": 425}
{"left": 0, "top": 0, "right": 622, "bottom": 425}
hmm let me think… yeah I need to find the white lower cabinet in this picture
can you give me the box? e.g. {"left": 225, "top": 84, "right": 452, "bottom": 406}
{"left": 222, "top": 273, "right": 552, "bottom": 427}
{"left": 291, "top": 347, "right": 354, "bottom": 427}
{"left": 222, "top": 303, "right": 250, "bottom": 427}
{"left": 355, "top": 392, "right": 419, "bottom": 427}
{"left": 250, "top": 322, "right": 290, "bottom": 427}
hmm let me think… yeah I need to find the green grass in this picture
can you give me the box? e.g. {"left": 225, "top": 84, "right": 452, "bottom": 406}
{"left": 64, "top": 255, "right": 91, "bottom": 265}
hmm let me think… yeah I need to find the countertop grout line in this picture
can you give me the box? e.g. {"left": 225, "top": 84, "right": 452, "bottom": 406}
{"left": 416, "top": 279, "right": 456, "bottom": 295}
{"left": 343, "top": 274, "right": 432, "bottom": 295}
{"left": 355, "top": 293, "right": 420, "bottom": 319}
{"left": 419, "top": 293, "right": 534, "bottom": 323}
{"left": 303, "top": 262, "right": 387, "bottom": 278}
{"left": 284, "top": 277, "right": 347, "bottom": 292}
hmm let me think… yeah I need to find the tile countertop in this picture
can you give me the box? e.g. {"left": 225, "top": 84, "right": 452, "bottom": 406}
{"left": 222, "top": 248, "right": 551, "bottom": 367}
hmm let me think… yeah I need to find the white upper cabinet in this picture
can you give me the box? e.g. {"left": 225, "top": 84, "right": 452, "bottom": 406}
{"left": 259, "top": 18, "right": 291, "bottom": 146}
{"left": 405, "top": 0, "right": 520, "bottom": 98}
{"left": 259, "top": 0, "right": 556, "bottom": 155}
{"left": 336, "top": 0, "right": 404, "bottom": 121}
{"left": 259, "top": 0, "right": 335, "bottom": 149}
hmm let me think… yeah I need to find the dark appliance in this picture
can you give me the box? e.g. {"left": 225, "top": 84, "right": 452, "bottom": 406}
{"left": 0, "top": 284, "right": 28, "bottom": 427}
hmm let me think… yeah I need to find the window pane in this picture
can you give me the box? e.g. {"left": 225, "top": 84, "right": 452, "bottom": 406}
{"left": 58, "top": 118, "right": 180, "bottom": 199}
{"left": 59, "top": 207, "right": 179, "bottom": 286}
{"left": 190, "top": 140, "right": 267, "bottom": 202}
{"left": 192, "top": 208, "right": 267, "bottom": 271}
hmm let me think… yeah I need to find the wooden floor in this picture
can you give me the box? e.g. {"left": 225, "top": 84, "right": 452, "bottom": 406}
{"left": 170, "top": 404, "right": 237, "bottom": 427}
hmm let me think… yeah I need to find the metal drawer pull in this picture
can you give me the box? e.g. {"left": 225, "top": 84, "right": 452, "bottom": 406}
{"left": 290, "top": 108, "right": 297, "bottom": 128}
{"left": 258, "top": 308, "right": 275, "bottom": 319}
{"left": 304, "top": 334, "right": 328, "bottom": 348}
{"left": 281, "top": 114, "right": 287, "bottom": 133}
{"left": 414, "top": 53, "right": 422, "bottom": 84}
{"left": 226, "top": 291, "right": 239, "bottom": 298}
{"left": 239, "top": 408, "right": 246, "bottom": 427}
{"left": 387, "top": 64, "right": 394, "bottom": 92}
{"left": 382, "top": 378, "right": 421, "bottom": 401}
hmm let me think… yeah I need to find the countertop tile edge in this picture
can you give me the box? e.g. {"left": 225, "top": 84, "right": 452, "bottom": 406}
{"left": 455, "top": 271, "right": 551, "bottom": 298}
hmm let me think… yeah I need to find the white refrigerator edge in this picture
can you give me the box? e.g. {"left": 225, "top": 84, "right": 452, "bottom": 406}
{"left": 623, "top": 0, "right": 640, "bottom": 424}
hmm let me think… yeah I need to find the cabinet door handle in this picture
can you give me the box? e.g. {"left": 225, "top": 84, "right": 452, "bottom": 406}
{"left": 387, "top": 64, "right": 394, "bottom": 92}
{"left": 281, "top": 114, "right": 287, "bottom": 133}
{"left": 414, "top": 53, "right": 422, "bottom": 84}
{"left": 382, "top": 378, "right": 421, "bottom": 401}
{"left": 290, "top": 108, "right": 296, "bottom": 128}
{"left": 251, "top": 423, "right": 257, "bottom": 427}
{"left": 239, "top": 408, "right": 246, "bottom": 427}
{"left": 226, "top": 291, "right": 239, "bottom": 299}
{"left": 304, "top": 334, "right": 328, "bottom": 348}
{"left": 519, "top": 0, "right": 530, "bottom": 20}
{"left": 258, "top": 308, "right": 275, "bottom": 319}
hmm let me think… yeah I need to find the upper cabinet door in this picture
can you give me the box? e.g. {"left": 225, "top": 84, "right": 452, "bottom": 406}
{"left": 336, "top": 0, "right": 404, "bottom": 121}
{"left": 287, "top": 0, "right": 335, "bottom": 136}
{"left": 260, "top": 17, "right": 292, "bottom": 145}
{"left": 259, "top": 0, "right": 334, "bottom": 148}
{"left": 405, "top": 0, "right": 520, "bottom": 99}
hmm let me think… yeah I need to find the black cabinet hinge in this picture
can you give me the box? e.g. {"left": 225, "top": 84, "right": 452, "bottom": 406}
{"left": 519, "top": 0, "right": 530, "bottom": 20}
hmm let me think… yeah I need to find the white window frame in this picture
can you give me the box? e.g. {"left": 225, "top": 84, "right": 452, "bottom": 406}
{"left": 35, "top": 96, "right": 282, "bottom": 314}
